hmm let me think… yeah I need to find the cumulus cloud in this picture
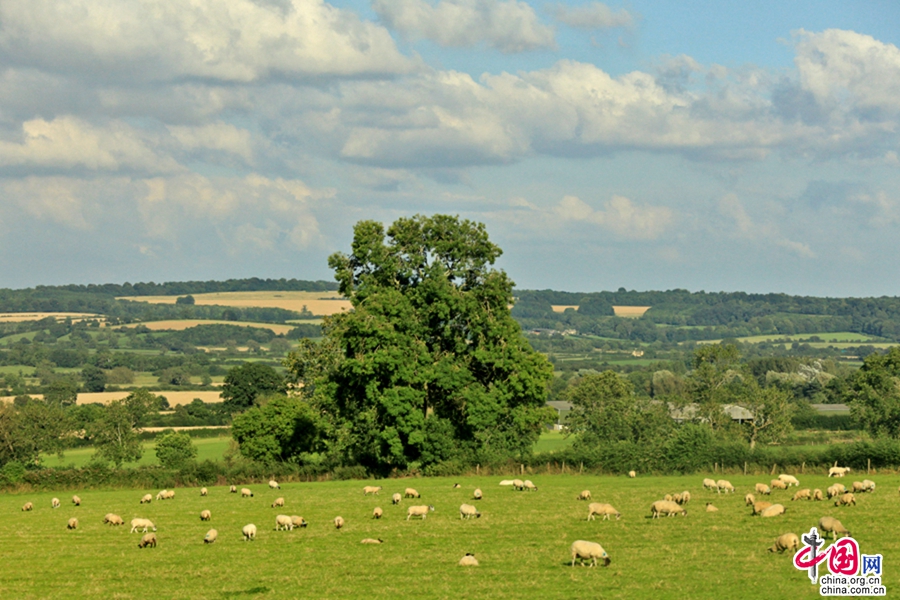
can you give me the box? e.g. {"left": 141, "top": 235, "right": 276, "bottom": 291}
{"left": 717, "top": 194, "right": 814, "bottom": 258}
{"left": 0, "top": 0, "right": 413, "bottom": 83}
{"left": 553, "top": 194, "right": 673, "bottom": 239}
{"left": 167, "top": 122, "right": 255, "bottom": 163}
{"left": 3, "top": 176, "right": 97, "bottom": 230}
{"left": 551, "top": 2, "right": 635, "bottom": 30}
{"left": 372, "top": 0, "right": 555, "bottom": 53}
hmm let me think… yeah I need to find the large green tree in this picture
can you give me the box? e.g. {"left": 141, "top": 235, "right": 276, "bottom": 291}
{"left": 846, "top": 347, "right": 900, "bottom": 437}
{"left": 231, "top": 395, "right": 321, "bottom": 464}
{"left": 221, "top": 362, "right": 286, "bottom": 412}
{"left": 155, "top": 430, "right": 198, "bottom": 469}
{"left": 90, "top": 389, "right": 158, "bottom": 467}
{"left": 291, "top": 214, "right": 554, "bottom": 472}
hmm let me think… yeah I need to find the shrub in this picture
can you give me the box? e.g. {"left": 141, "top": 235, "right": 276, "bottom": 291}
{"left": 155, "top": 431, "right": 198, "bottom": 469}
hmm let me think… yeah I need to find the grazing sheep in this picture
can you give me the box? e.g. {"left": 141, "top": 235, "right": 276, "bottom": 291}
{"left": 275, "top": 515, "right": 294, "bottom": 531}
{"left": 204, "top": 529, "right": 217, "bottom": 544}
{"left": 363, "top": 486, "right": 382, "bottom": 496}
{"left": 138, "top": 533, "right": 156, "bottom": 548}
{"left": 851, "top": 481, "right": 865, "bottom": 493}
{"left": 702, "top": 478, "right": 717, "bottom": 491}
{"left": 241, "top": 488, "right": 253, "bottom": 498}
{"left": 334, "top": 516, "right": 344, "bottom": 530}
{"left": 67, "top": 518, "right": 78, "bottom": 529}
{"left": 650, "top": 500, "right": 686, "bottom": 518}
{"left": 570, "top": 540, "right": 611, "bottom": 567}
{"left": 706, "top": 503, "right": 718, "bottom": 512}
{"left": 140, "top": 494, "right": 152, "bottom": 504}
{"left": 290, "top": 516, "right": 308, "bottom": 528}
{"left": 818, "top": 516, "right": 851, "bottom": 539}
{"left": 745, "top": 493, "right": 756, "bottom": 507}
{"left": 269, "top": 480, "right": 280, "bottom": 490}
{"left": 752, "top": 501, "right": 773, "bottom": 516}
{"left": 828, "top": 466, "right": 850, "bottom": 477}
{"left": 361, "top": 538, "right": 384, "bottom": 544}
{"left": 242, "top": 524, "right": 257, "bottom": 541}
{"left": 664, "top": 494, "right": 673, "bottom": 502}
{"left": 862, "top": 479, "right": 876, "bottom": 493}
{"left": 523, "top": 480, "right": 538, "bottom": 492}
{"left": 770, "top": 479, "right": 787, "bottom": 491}
{"left": 769, "top": 533, "right": 800, "bottom": 553}
{"left": 453, "top": 483, "right": 461, "bottom": 488}
{"left": 163, "top": 490, "right": 175, "bottom": 500}
{"left": 459, "top": 553, "right": 479, "bottom": 566}
{"left": 51, "top": 498, "right": 60, "bottom": 509}
{"left": 813, "top": 489, "right": 824, "bottom": 501}
{"left": 835, "top": 493, "right": 856, "bottom": 507}
{"left": 755, "top": 483, "right": 771, "bottom": 496}
{"left": 778, "top": 474, "right": 800, "bottom": 487}
{"left": 373, "top": 507, "right": 383, "bottom": 519}
{"left": 678, "top": 491, "right": 691, "bottom": 505}
{"left": 200, "top": 487, "right": 208, "bottom": 496}
{"left": 156, "top": 490, "right": 167, "bottom": 501}
{"left": 512, "top": 479, "right": 525, "bottom": 491}
{"left": 672, "top": 493, "right": 683, "bottom": 504}
{"left": 130, "top": 518, "right": 156, "bottom": 533}
{"left": 71, "top": 495, "right": 81, "bottom": 506}
{"left": 392, "top": 493, "right": 402, "bottom": 505}
{"left": 406, "top": 505, "right": 435, "bottom": 520}
{"left": 404, "top": 488, "right": 420, "bottom": 499}
{"left": 628, "top": 470, "right": 636, "bottom": 478}
{"left": 499, "top": 480, "right": 515, "bottom": 486}
{"left": 459, "top": 504, "right": 481, "bottom": 519}
{"left": 473, "top": 489, "right": 483, "bottom": 500}
{"left": 271, "top": 497, "right": 284, "bottom": 508}
{"left": 587, "top": 503, "right": 621, "bottom": 521}
{"left": 577, "top": 490, "right": 592, "bottom": 501}
{"left": 760, "top": 504, "right": 786, "bottom": 518}
{"left": 200, "top": 510, "right": 211, "bottom": 521}
{"left": 716, "top": 480, "right": 734, "bottom": 494}
{"left": 21, "top": 502, "right": 33, "bottom": 512}
{"left": 104, "top": 514, "right": 124, "bottom": 526}
{"left": 827, "top": 485, "right": 845, "bottom": 499}
{"left": 791, "top": 489, "right": 811, "bottom": 501}
{"left": 230, "top": 485, "right": 237, "bottom": 493}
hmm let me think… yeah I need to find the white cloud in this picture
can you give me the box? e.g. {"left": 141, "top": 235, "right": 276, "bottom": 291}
{"left": 372, "top": 0, "right": 555, "bottom": 53}
{"left": 3, "top": 176, "right": 97, "bottom": 230}
{"left": 167, "top": 122, "right": 254, "bottom": 162}
{"left": 717, "top": 193, "right": 814, "bottom": 258}
{"left": 0, "top": 0, "right": 413, "bottom": 83}
{"left": 553, "top": 194, "right": 673, "bottom": 239}
{"left": 551, "top": 2, "right": 635, "bottom": 30}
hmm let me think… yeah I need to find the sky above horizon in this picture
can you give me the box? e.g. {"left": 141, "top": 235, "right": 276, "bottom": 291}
{"left": 1, "top": 0, "right": 900, "bottom": 297}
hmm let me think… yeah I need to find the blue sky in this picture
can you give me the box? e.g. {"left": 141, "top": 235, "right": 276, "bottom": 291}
{"left": 1, "top": 0, "right": 899, "bottom": 296}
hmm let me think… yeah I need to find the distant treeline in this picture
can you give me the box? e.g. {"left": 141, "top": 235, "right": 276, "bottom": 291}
{"left": 34, "top": 278, "right": 338, "bottom": 297}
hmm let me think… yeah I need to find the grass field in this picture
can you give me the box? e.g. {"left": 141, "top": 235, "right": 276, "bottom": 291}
{"left": 0, "top": 312, "right": 101, "bottom": 323}
{"left": 118, "top": 291, "right": 352, "bottom": 316}
{"left": 1, "top": 472, "right": 896, "bottom": 598}
{"left": 122, "top": 320, "right": 296, "bottom": 335}
{"left": 42, "top": 436, "right": 232, "bottom": 469}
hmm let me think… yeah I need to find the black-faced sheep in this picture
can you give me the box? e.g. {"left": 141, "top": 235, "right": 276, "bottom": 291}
{"left": 200, "top": 510, "right": 211, "bottom": 521}
{"left": 768, "top": 533, "right": 799, "bottom": 553}
{"left": 459, "top": 553, "right": 479, "bottom": 566}
{"left": 138, "top": 533, "right": 156, "bottom": 548}
{"left": 334, "top": 516, "right": 344, "bottom": 530}
{"left": 459, "top": 504, "right": 481, "bottom": 519}
{"left": 404, "top": 488, "right": 420, "bottom": 498}
{"left": 67, "top": 518, "right": 78, "bottom": 529}
{"left": 242, "top": 524, "right": 256, "bottom": 541}
{"left": 204, "top": 529, "right": 217, "bottom": 544}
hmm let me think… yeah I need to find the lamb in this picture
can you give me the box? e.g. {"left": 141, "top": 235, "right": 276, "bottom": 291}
{"left": 271, "top": 497, "right": 284, "bottom": 508}
{"left": 204, "top": 529, "right": 217, "bottom": 544}
{"left": 705, "top": 503, "right": 718, "bottom": 512}
{"left": 828, "top": 466, "right": 850, "bottom": 477}
{"left": 242, "top": 524, "right": 257, "bottom": 541}
{"left": 230, "top": 485, "right": 237, "bottom": 493}
{"left": 768, "top": 533, "right": 800, "bottom": 553}
{"left": 577, "top": 490, "right": 592, "bottom": 501}
{"left": 373, "top": 507, "right": 383, "bottom": 519}
{"left": 650, "top": 500, "right": 686, "bottom": 518}
{"left": 459, "top": 504, "right": 481, "bottom": 519}
{"left": 361, "top": 538, "right": 384, "bottom": 544}
{"left": 834, "top": 493, "right": 856, "bottom": 507}
{"left": 570, "top": 540, "right": 611, "bottom": 567}
{"left": 523, "top": 480, "right": 537, "bottom": 492}
{"left": 138, "top": 533, "right": 157, "bottom": 548}
{"left": 392, "top": 493, "right": 402, "bottom": 505}
{"left": 716, "top": 480, "right": 734, "bottom": 494}
{"left": 702, "top": 478, "right": 717, "bottom": 491}
{"left": 71, "top": 495, "right": 81, "bottom": 506}
{"left": 678, "top": 491, "right": 691, "bottom": 505}
{"left": 459, "top": 553, "right": 479, "bottom": 566}
{"left": 628, "top": 470, "right": 636, "bottom": 478}
{"left": 760, "top": 504, "right": 786, "bottom": 518}
{"left": 21, "top": 502, "right": 33, "bottom": 512}
{"left": 778, "top": 474, "right": 800, "bottom": 487}
{"left": 755, "top": 483, "right": 771, "bottom": 495}
{"left": 406, "top": 505, "right": 435, "bottom": 520}
{"left": 404, "top": 488, "right": 420, "bottom": 498}
{"left": 587, "top": 503, "right": 621, "bottom": 521}
{"left": 241, "top": 488, "right": 253, "bottom": 498}
{"left": 104, "top": 514, "right": 124, "bottom": 526}
{"left": 156, "top": 490, "right": 168, "bottom": 501}
{"left": 512, "top": 479, "right": 525, "bottom": 491}
{"left": 334, "top": 516, "right": 344, "bottom": 530}
{"left": 862, "top": 479, "right": 876, "bottom": 493}
{"left": 200, "top": 510, "right": 211, "bottom": 521}
{"left": 51, "top": 498, "right": 60, "bottom": 509}
{"left": 818, "top": 516, "right": 851, "bottom": 539}
{"left": 275, "top": 515, "right": 294, "bottom": 531}
{"left": 813, "top": 489, "right": 824, "bottom": 501}
{"left": 130, "top": 518, "right": 156, "bottom": 533}
{"left": 268, "top": 480, "right": 280, "bottom": 490}
{"left": 791, "top": 489, "right": 811, "bottom": 501}
{"left": 290, "top": 516, "right": 308, "bottom": 528}
{"left": 200, "top": 487, "right": 208, "bottom": 496}
{"left": 473, "top": 489, "right": 482, "bottom": 500}
{"left": 770, "top": 479, "right": 787, "bottom": 491}
{"left": 67, "top": 518, "right": 78, "bottom": 529}
{"left": 363, "top": 486, "right": 383, "bottom": 495}
{"left": 752, "top": 501, "right": 773, "bottom": 516}
{"left": 140, "top": 494, "right": 152, "bottom": 504}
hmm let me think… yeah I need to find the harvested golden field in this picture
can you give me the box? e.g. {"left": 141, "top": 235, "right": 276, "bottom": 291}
{"left": 550, "top": 305, "right": 579, "bottom": 313}
{"left": 0, "top": 312, "right": 102, "bottom": 323}
{"left": 122, "top": 320, "right": 295, "bottom": 335}
{"left": 117, "top": 291, "right": 352, "bottom": 316}
{"left": 0, "top": 391, "right": 223, "bottom": 406}
{"left": 612, "top": 305, "right": 651, "bottom": 318}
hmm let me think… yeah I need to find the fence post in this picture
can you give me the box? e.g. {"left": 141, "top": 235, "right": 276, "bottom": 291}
{"left": 868, "top": 458, "right": 871, "bottom": 474}
{"left": 714, "top": 462, "right": 718, "bottom": 473}
{"left": 476, "top": 464, "right": 480, "bottom": 476}
{"left": 562, "top": 461, "right": 566, "bottom": 473}
{"left": 521, "top": 464, "right": 524, "bottom": 475}
{"left": 743, "top": 461, "right": 747, "bottom": 475}
{"left": 801, "top": 462, "right": 805, "bottom": 474}
{"left": 771, "top": 463, "right": 777, "bottom": 476}
{"left": 580, "top": 462, "right": 584, "bottom": 474}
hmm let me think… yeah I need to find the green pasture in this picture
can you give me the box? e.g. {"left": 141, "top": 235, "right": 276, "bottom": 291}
{"left": 1, "top": 472, "right": 897, "bottom": 598}
{"left": 42, "top": 437, "right": 232, "bottom": 469}
{"left": 697, "top": 332, "right": 893, "bottom": 346}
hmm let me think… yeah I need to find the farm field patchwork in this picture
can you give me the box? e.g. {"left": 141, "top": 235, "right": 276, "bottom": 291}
{"left": 118, "top": 291, "right": 352, "bottom": 316}
{"left": 121, "top": 320, "right": 296, "bottom": 335}
{"left": 0, "top": 312, "right": 101, "bottom": 323}
{"left": 1, "top": 473, "right": 895, "bottom": 599}
{"left": 0, "top": 390, "right": 224, "bottom": 406}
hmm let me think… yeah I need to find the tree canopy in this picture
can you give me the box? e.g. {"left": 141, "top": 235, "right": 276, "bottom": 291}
{"left": 221, "top": 362, "right": 286, "bottom": 413}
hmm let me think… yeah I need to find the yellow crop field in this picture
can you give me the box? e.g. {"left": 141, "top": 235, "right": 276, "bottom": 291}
{"left": 118, "top": 290, "right": 352, "bottom": 316}
{"left": 612, "top": 305, "right": 651, "bottom": 318}
{"left": 550, "top": 305, "right": 579, "bottom": 313}
{"left": 121, "top": 319, "right": 295, "bottom": 335}
{"left": 0, "top": 391, "right": 223, "bottom": 406}
{"left": 0, "top": 312, "right": 102, "bottom": 323}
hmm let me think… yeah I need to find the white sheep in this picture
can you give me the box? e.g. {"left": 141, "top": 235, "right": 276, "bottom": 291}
{"left": 230, "top": 485, "right": 237, "bottom": 493}
{"left": 392, "top": 493, "right": 402, "bottom": 505}
{"left": 130, "top": 518, "right": 157, "bottom": 533}
{"left": 678, "top": 491, "right": 691, "bottom": 505}
{"left": 777, "top": 474, "right": 800, "bottom": 487}
{"left": 828, "top": 466, "right": 851, "bottom": 477}
{"left": 21, "top": 502, "right": 33, "bottom": 512}
{"left": 363, "top": 485, "right": 382, "bottom": 495}
{"left": 523, "top": 480, "right": 537, "bottom": 491}
{"left": 499, "top": 480, "right": 515, "bottom": 486}
{"left": 791, "top": 489, "right": 811, "bottom": 501}
{"left": 473, "top": 489, "right": 482, "bottom": 500}
{"left": 241, "top": 488, "right": 253, "bottom": 498}
{"left": 587, "top": 503, "right": 621, "bottom": 521}
{"left": 834, "top": 493, "right": 856, "bottom": 507}
{"left": 361, "top": 538, "right": 384, "bottom": 544}
{"left": 628, "top": 470, "right": 636, "bottom": 478}
{"left": 827, "top": 484, "right": 844, "bottom": 499}
{"left": 104, "top": 513, "right": 124, "bottom": 526}
{"left": 406, "top": 505, "right": 434, "bottom": 520}
{"left": 705, "top": 503, "right": 718, "bottom": 512}
{"left": 140, "top": 494, "right": 152, "bottom": 504}
{"left": 702, "top": 478, "right": 717, "bottom": 491}
{"left": 570, "top": 540, "right": 610, "bottom": 567}
{"left": 156, "top": 490, "right": 168, "bottom": 501}
{"left": 716, "top": 480, "right": 734, "bottom": 494}
{"left": 819, "top": 516, "right": 851, "bottom": 539}
{"left": 577, "top": 490, "right": 592, "bottom": 501}
{"left": 650, "top": 500, "right": 685, "bottom": 518}
{"left": 404, "top": 488, "right": 420, "bottom": 498}
{"left": 275, "top": 515, "right": 294, "bottom": 531}
{"left": 204, "top": 529, "right": 217, "bottom": 544}
{"left": 290, "top": 516, "right": 308, "bottom": 529}
{"left": 459, "top": 553, "right": 479, "bottom": 566}
{"left": 760, "top": 504, "right": 786, "bottom": 518}
{"left": 71, "top": 495, "right": 81, "bottom": 506}
{"left": 67, "top": 518, "right": 78, "bottom": 530}
{"left": 200, "top": 510, "right": 211, "bottom": 521}
{"left": 512, "top": 479, "right": 525, "bottom": 491}
{"left": 813, "top": 489, "right": 824, "bottom": 501}
{"left": 334, "top": 516, "right": 344, "bottom": 530}
{"left": 268, "top": 480, "right": 280, "bottom": 490}
{"left": 200, "top": 487, "right": 208, "bottom": 496}
{"left": 755, "top": 483, "right": 771, "bottom": 496}
{"left": 242, "top": 524, "right": 257, "bottom": 541}
{"left": 373, "top": 507, "right": 383, "bottom": 519}
{"left": 453, "top": 483, "right": 461, "bottom": 489}
{"left": 164, "top": 490, "right": 175, "bottom": 500}
{"left": 768, "top": 533, "right": 800, "bottom": 553}
{"left": 138, "top": 533, "right": 157, "bottom": 548}
{"left": 271, "top": 497, "right": 284, "bottom": 508}
{"left": 862, "top": 479, "right": 876, "bottom": 493}
{"left": 745, "top": 493, "right": 756, "bottom": 506}
{"left": 51, "top": 498, "right": 60, "bottom": 509}
{"left": 752, "top": 501, "right": 773, "bottom": 516}
{"left": 770, "top": 479, "right": 787, "bottom": 491}
{"left": 459, "top": 504, "right": 481, "bottom": 519}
